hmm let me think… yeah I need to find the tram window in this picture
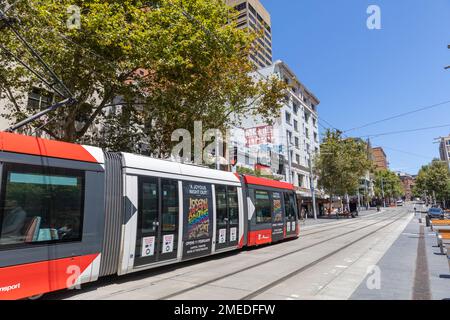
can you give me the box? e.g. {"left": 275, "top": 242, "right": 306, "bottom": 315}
{"left": 0, "top": 164, "right": 84, "bottom": 247}
{"left": 161, "top": 179, "right": 178, "bottom": 232}
{"left": 255, "top": 190, "right": 271, "bottom": 224}
{"left": 227, "top": 187, "right": 239, "bottom": 225}
{"left": 284, "top": 192, "right": 296, "bottom": 219}
{"left": 216, "top": 186, "right": 227, "bottom": 227}
{"left": 140, "top": 179, "right": 158, "bottom": 234}
{"left": 216, "top": 186, "right": 239, "bottom": 226}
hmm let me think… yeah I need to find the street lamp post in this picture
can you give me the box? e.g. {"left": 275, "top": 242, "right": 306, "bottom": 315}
{"left": 286, "top": 135, "right": 293, "bottom": 184}
{"left": 308, "top": 152, "right": 318, "bottom": 220}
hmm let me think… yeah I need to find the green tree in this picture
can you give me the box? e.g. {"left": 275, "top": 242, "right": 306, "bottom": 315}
{"left": 314, "top": 130, "right": 372, "bottom": 213}
{"left": 373, "top": 169, "right": 403, "bottom": 205}
{"left": 0, "top": 0, "right": 286, "bottom": 156}
{"left": 414, "top": 159, "right": 450, "bottom": 206}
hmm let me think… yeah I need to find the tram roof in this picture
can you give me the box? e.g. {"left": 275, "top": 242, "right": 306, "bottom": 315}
{"left": 0, "top": 131, "right": 104, "bottom": 164}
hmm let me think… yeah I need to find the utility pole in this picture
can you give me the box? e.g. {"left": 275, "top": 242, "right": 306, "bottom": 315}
{"left": 308, "top": 150, "right": 317, "bottom": 220}
{"left": 286, "top": 134, "right": 293, "bottom": 184}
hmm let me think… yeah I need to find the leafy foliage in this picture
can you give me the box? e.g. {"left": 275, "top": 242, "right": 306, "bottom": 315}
{"left": 413, "top": 159, "right": 450, "bottom": 203}
{"left": 373, "top": 169, "right": 404, "bottom": 200}
{"left": 0, "top": 0, "right": 286, "bottom": 156}
{"left": 314, "top": 129, "right": 372, "bottom": 199}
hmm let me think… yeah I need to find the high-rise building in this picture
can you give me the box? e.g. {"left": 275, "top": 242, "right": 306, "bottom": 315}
{"left": 439, "top": 135, "right": 450, "bottom": 169}
{"left": 226, "top": 0, "right": 273, "bottom": 68}
{"left": 372, "top": 147, "right": 388, "bottom": 171}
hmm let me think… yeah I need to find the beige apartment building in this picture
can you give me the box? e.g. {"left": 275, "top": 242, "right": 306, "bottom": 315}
{"left": 226, "top": 0, "right": 273, "bottom": 68}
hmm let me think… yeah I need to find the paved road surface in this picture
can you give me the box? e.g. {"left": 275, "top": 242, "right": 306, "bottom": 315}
{"left": 44, "top": 206, "right": 448, "bottom": 300}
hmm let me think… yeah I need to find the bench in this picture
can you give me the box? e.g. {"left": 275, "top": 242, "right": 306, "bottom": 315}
{"left": 437, "top": 232, "right": 450, "bottom": 255}
{"left": 430, "top": 219, "right": 450, "bottom": 231}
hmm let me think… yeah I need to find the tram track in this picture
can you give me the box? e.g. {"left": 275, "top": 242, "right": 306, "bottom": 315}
{"left": 159, "top": 209, "right": 408, "bottom": 300}
{"left": 240, "top": 210, "right": 410, "bottom": 300}
{"left": 299, "top": 209, "right": 395, "bottom": 237}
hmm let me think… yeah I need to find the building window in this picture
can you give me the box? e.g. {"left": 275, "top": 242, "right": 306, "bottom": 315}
{"left": 248, "top": 3, "right": 256, "bottom": 15}
{"left": 298, "top": 174, "right": 304, "bottom": 187}
{"left": 234, "top": 3, "right": 246, "bottom": 11}
{"left": 296, "top": 154, "right": 300, "bottom": 164}
{"left": 305, "top": 128, "right": 310, "bottom": 139}
{"left": 295, "top": 137, "right": 299, "bottom": 148}
{"left": 285, "top": 112, "right": 291, "bottom": 124}
{"left": 287, "top": 130, "right": 293, "bottom": 144}
{"left": 0, "top": 163, "right": 84, "bottom": 247}
{"left": 294, "top": 120, "right": 298, "bottom": 132}
{"left": 27, "top": 87, "right": 54, "bottom": 110}
{"left": 304, "top": 112, "right": 310, "bottom": 123}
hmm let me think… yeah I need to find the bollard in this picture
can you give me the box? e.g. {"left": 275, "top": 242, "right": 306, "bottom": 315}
{"left": 425, "top": 215, "right": 430, "bottom": 227}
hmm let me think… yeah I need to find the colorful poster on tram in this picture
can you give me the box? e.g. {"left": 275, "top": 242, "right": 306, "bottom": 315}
{"left": 272, "top": 192, "right": 284, "bottom": 242}
{"left": 182, "top": 182, "right": 213, "bottom": 259}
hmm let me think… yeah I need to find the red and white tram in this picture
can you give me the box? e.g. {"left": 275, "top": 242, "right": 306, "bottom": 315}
{"left": 0, "top": 132, "right": 300, "bottom": 300}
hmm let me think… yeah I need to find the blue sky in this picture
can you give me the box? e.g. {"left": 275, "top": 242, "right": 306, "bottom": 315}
{"left": 261, "top": 0, "right": 450, "bottom": 174}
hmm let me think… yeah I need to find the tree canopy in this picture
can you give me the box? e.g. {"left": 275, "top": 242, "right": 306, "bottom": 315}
{"left": 373, "top": 169, "right": 403, "bottom": 200}
{"left": 313, "top": 129, "right": 373, "bottom": 199}
{"left": 0, "top": 0, "right": 286, "bottom": 157}
{"left": 413, "top": 159, "right": 450, "bottom": 204}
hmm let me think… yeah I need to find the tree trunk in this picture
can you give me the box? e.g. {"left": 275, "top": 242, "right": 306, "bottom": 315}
{"left": 328, "top": 194, "right": 333, "bottom": 217}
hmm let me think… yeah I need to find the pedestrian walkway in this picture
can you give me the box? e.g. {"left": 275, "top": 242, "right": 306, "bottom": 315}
{"left": 351, "top": 215, "right": 449, "bottom": 300}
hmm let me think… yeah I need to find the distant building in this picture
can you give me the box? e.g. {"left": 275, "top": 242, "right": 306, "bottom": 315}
{"left": 230, "top": 60, "right": 323, "bottom": 215}
{"left": 439, "top": 135, "right": 450, "bottom": 169}
{"left": 371, "top": 147, "right": 388, "bottom": 171}
{"left": 396, "top": 172, "right": 415, "bottom": 201}
{"left": 226, "top": 0, "right": 273, "bottom": 68}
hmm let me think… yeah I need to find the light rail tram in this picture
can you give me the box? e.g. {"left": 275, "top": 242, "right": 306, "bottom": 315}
{"left": 0, "top": 132, "right": 300, "bottom": 299}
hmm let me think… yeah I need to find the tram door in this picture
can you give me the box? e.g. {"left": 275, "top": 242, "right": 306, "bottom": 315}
{"left": 135, "top": 177, "right": 179, "bottom": 267}
{"left": 284, "top": 192, "right": 298, "bottom": 237}
{"left": 215, "top": 185, "right": 239, "bottom": 251}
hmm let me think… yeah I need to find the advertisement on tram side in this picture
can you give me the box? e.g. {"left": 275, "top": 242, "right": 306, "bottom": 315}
{"left": 271, "top": 192, "right": 284, "bottom": 242}
{"left": 182, "top": 182, "right": 213, "bottom": 259}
